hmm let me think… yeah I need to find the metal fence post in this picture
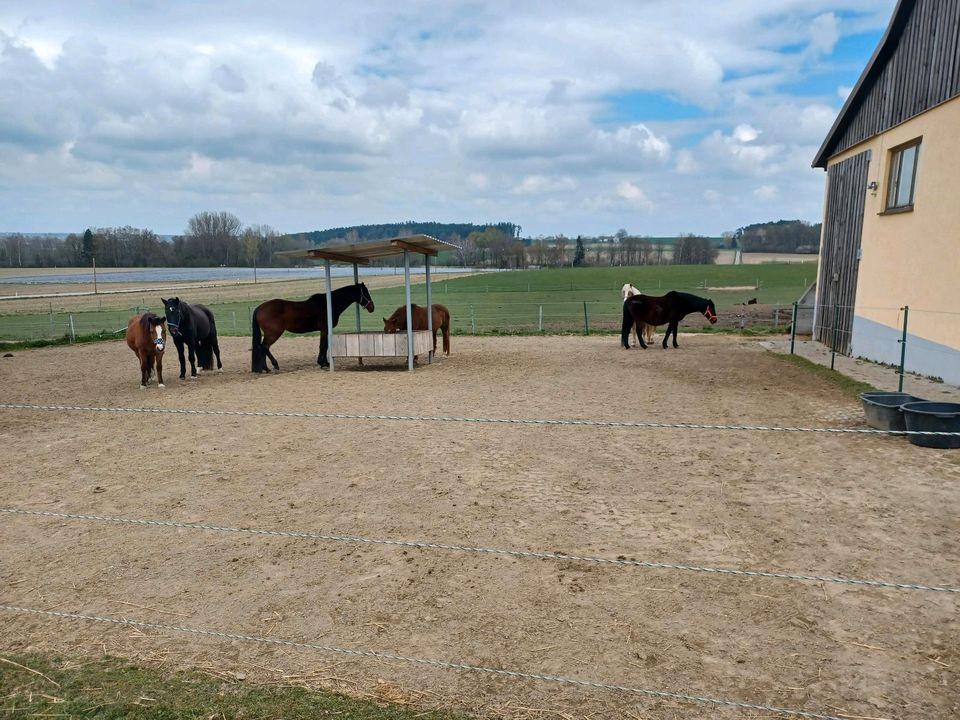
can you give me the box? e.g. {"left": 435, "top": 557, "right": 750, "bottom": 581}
{"left": 830, "top": 303, "right": 841, "bottom": 370}
{"left": 538, "top": 305, "right": 543, "bottom": 332}
{"left": 789, "top": 302, "right": 798, "bottom": 355}
{"left": 69, "top": 315, "right": 76, "bottom": 343}
{"left": 470, "top": 304, "right": 476, "bottom": 334}
{"left": 49, "top": 308, "right": 54, "bottom": 337}
{"left": 232, "top": 311, "right": 237, "bottom": 333}
{"left": 898, "top": 305, "right": 909, "bottom": 392}
{"left": 583, "top": 302, "right": 590, "bottom": 335}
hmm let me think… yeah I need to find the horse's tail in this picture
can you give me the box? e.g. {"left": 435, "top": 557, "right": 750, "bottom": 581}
{"left": 620, "top": 300, "right": 634, "bottom": 348}
{"left": 251, "top": 309, "right": 265, "bottom": 373}
{"left": 441, "top": 308, "right": 451, "bottom": 355}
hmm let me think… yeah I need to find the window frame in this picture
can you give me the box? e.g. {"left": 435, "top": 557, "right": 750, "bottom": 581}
{"left": 883, "top": 137, "right": 921, "bottom": 214}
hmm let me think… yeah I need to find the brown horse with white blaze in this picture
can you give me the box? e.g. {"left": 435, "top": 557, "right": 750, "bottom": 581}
{"left": 383, "top": 303, "right": 451, "bottom": 356}
{"left": 126, "top": 313, "right": 167, "bottom": 388}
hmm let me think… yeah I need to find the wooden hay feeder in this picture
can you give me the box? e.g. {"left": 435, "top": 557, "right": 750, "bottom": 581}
{"left": 331, "top": 330, "right": 433, "bottom": 362}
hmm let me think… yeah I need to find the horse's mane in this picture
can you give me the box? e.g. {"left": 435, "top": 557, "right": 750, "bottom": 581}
{"left": 139, "top": 312, "right": 162, "bottom": 331}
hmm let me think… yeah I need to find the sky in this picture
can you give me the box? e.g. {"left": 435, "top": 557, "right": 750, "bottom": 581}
{"left": 0, "top": 1, "right": 896, "bottom": 238}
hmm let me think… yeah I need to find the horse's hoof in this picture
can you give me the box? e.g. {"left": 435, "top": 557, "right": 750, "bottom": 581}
{"left": 217, "top": 368, "right": 223, "bottom": 374}
{"left": 158, "top": 383, "right": 165, "bottom": 389}
{"left": 140, "top": 385, "right": 146, "bottom": 390}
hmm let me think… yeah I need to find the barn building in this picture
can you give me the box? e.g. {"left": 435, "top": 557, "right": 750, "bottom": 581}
{"left": 812, "top": 0, "right": 960, "bottom": 384}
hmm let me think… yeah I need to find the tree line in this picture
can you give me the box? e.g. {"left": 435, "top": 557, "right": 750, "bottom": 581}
{"left": 733, "top": 220, "right": 822, "bottom": 253}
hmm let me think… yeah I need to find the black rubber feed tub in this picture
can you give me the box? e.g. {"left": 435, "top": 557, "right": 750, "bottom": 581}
{"left": 859, "top": 392, "right": 924, "bottom": 432}
{"left": 901, "top": 401, "right": 960, "bottom": 449}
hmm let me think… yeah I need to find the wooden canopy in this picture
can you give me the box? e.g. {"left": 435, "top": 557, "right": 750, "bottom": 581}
{"left": 277, "top": 234, "right": 455, "bottom": 264}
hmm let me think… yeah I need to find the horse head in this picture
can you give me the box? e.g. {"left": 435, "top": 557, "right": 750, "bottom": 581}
{"left": 703, "top": 299, "right": 718, "bottom": 324}
{"left": 161, "top": 297, "right": 184, "bottom": 336}
{"left": 150, "top": 316, "right": 167, "bottom": 352}
{"left": 358, "top": 282, "right": 375, "bottom": 313}
{"left": 382, "top": 309, "right": 404, "bottom": 334}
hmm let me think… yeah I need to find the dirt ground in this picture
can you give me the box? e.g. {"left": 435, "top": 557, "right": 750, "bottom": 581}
{"left": 0, "top": 335, "right": 957, "bottom": 719}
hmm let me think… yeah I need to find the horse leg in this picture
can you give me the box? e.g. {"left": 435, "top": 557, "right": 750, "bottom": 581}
{"left": 672, "top": 321, "right": 680, "bottom": 348}
{"left": 175, "top": 337, "right": 187, "bottom": 379}
{"left": 443, "top": 325, "right": 450, "bottom": 355}
{"left": 212, "top": 336, "right": 223, "bottom": 372}
{"left": 620, "top": 303, "right": 633, "bottom": 349}
{"left": 156, "top": 352, "right": 165, "bottom": 388}
{"left": 140, "top": 354, "right": 149, "bottom": 388}
{"left": 318, "top": 332, "right": 329, "bottom": 368}
{"left": 187, "top": 338, "right": 198, "bottom": 377}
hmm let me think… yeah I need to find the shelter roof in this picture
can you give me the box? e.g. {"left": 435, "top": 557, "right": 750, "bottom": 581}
{"left": 277, "top": 234, "right": 455, "bottom": 265}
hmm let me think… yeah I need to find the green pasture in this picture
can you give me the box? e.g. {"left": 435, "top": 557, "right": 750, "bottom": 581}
{"left": 0, "top": 263, "right": 816, "bottom": 341}
{"left": 0, "top": 653, "right": 461, "bottom": 720}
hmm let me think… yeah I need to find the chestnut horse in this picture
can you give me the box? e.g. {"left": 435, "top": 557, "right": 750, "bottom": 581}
{"left": 620, "top": 283, "right": 654, "bottom": 346}
{"left": 622, "top": 291, "right": 717, "bottom": 349}
{"left": 125, "top": 312, "right": 167, "bottom": 388}
{"left": 383, "top": 303, "right": 451, "bottom": 356}
{"left": 251, "top": 282, "right": 375, "bottom": 372}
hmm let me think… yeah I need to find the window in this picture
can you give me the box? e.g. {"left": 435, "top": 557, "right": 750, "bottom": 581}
{"left": 885, "top": 139, "right": 920, "bottom": 211}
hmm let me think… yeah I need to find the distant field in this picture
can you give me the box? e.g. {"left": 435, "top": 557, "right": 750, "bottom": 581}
{"left": 0, "top": 264, "right": 816, "bottom": 341}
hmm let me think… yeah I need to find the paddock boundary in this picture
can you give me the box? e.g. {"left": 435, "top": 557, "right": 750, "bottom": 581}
{"left": 0, "top": 603, "right": 850, "bottom": 720}
{"left": 4, "top": 507, "right": 956, "bottom": 593}
{"left": 2, "top": 402, "right": 959, "bottom": 436}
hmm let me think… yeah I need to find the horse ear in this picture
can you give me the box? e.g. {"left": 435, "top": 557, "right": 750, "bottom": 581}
{"left": 160, "top": 297, "right": 167, "bottom": 304}
{"left": 174, "top": 296, "right": 179, "bottom": 302}
{"left": 157, "top": 317, "right": 166, "bottom": 325}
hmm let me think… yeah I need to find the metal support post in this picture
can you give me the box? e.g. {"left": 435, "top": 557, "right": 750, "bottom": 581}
{"left": 324, "top": 259, "right": 335, "bottom": 372}
{"left": 583, "top": 302, "right": 590, "bottom": 335}
{"left": 425, "top": 254, "right": 433, "bottom": 363}
{"left": 898, "top": 306, "right": 909, "bottom": 392}
{"left": 354, "top": 263, "right": 361, "bottom": 332}
{"left": 789, "top": 302, "right": 798, "bottom": 355}
{"left": 830, "top": 303, "right": 840, "bottom": 370}
{"left": 404, "top": 250, "right": 414, "bottom": 371}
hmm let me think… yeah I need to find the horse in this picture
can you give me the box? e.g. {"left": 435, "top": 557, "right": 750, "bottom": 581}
{"left": 620, "top": 283, "right": 655, "bottom": 346}
{"left": 622, "top": 291, "right": 717, "bottom": 349}
{"left": 160, "top": 297, "right": 223, "bottom": 379}
{"left": 251, "top": 282, "right": 375, "bottom": 373}
{"left": 382, "top": 303, "right": 451, "bottom": 356}
{"left": 125, "top": 313, "right": 167, "bottom": 389}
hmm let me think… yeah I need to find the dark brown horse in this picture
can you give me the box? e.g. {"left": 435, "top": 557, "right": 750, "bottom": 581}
{"left": 383, "top": 303, "right": 451, "bottom": 356}
{"left": 622, "top": 291, "right": 717, "bottom": 349}
{"left": 252, "top": 282, "right": 374, "bottom": 372}
{"left": 125, "top": 312, "right": 167, "bottom": 388}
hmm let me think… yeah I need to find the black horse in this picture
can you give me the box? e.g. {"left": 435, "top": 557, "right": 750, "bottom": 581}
{"left": 622, "top": 291, "right": 717, "bottom": 349}
{"left": 161, "top": 297, "right": 223, "bottom": 379}
{"left": 251, "top": 282, "right": 374, "bottom": 373}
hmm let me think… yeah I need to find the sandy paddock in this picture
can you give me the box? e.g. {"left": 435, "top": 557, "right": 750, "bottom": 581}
{"left": 0, "top": 335, "right": 957, "bottom": 719}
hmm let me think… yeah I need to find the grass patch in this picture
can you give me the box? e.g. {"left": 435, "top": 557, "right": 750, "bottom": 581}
{"left": 773, "top": 353, "right": 876, "bottom": 399}
{"left": 0, "top": 331, "right": 125, "bottom": 351}
{"left": 0, "top": 653, "right": 464, "bottom": 720}
{"left": 0, "top": 264, "right": 815, "bottom": 341}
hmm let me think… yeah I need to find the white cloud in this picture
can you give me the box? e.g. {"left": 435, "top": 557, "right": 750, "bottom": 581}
{"left": 513, "top": 175, "right": 576, "bottom": 195}
{"left": 753, "top": 184, "right": 778, "bottom": 200}
{"left": 0, "top": 1, "right": 894, "bottom": 235}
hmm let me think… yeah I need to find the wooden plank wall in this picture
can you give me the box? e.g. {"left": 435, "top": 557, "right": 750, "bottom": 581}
{"left": 331, "top": 331, "right": 433, "bottom": 358}
{"left": 829, "top": 0, "right": 960, "bottom": 159}
{"left": 815, "top": 151, "right": 871, "bottom": 354}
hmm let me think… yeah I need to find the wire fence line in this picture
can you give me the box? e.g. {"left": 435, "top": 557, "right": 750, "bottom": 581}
{"left": 0, "top": 603, "right": 855, "bottom": 720}
{"left": 4, "top": 507, "right": 956, "bottom": 594}
{"left": 2, "top": 402, "right": 958, "bottom": 436}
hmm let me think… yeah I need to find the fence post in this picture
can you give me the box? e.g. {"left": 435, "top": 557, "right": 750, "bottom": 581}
{"left": 69, "top": 315, "right": 76, "bottom": 343}
{"left": 774, "top": 302, "right": 780, "bottom": 329}
{"left": 49, "top": 309, "right": 55, "bottom": 337}
{"left": 789, "top": 302, "right": 798, "bottom": 354}
{"left": 830, "top": 303, "right": 841, "bottom": 370}
{"left": 470, "top": 304, "right": 476, "bottom": 334}
{"left": 232, "top": 310, "right": 237, "bottom": 333}
{"left": 898, "top": 305, "right": 909, "bottom": 392}
{"left": 583, "top": 302, "right": 590, "bottom": 335}
{"left": 538, "top": 305, "right": 543, "bottom": 332}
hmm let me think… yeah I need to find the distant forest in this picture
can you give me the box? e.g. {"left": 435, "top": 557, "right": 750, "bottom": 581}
{"left": 0, "top": 216, "right": 821, "bottom": 269}
{"left": 291, "top": 221, "right": 520, "bottom": 246}
{"left": 733, "top": 220, "right": 822, "bottom": 253}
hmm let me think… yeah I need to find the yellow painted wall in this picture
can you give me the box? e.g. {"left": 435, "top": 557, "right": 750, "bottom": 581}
{"left": 826, "top": 95, "right": 960, "bottom": 349}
